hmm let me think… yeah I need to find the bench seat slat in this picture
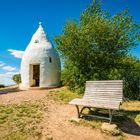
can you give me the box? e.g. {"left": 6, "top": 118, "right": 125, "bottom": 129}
{"left": 84, "top": 95, "right": 122, "bottom": 98}
{"left": 84, "top": 92, "right": 122, "bottom": 95}
{"left": 84, "top": 97, "right": 122, "bottom": 100}
{"left": 83, "top": 99, "right": 122, "bottom": 102}
{"left": 69, "top": 98, "right": 120, "bottom": 110}
{"left": 85, "top": 92, "right": 122, "bottom": 95}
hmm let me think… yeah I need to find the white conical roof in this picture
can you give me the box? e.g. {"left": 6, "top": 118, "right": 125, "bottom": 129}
{"left": 26, "top": 22, "right": 52, "bottom": 51}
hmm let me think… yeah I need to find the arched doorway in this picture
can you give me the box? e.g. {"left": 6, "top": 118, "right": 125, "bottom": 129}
{"left": 29, "top": 64, "right": 40, "bottom": 87}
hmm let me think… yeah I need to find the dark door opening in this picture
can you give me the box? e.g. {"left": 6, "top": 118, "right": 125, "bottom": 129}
{"left": 33, "top": 65, "right": 40, "bottom": 87}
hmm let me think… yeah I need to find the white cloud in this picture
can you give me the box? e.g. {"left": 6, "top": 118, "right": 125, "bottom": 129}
{"left": 5, "top": 72, "right": 19, "bottom": 75}
{"left": 0, "top": 71, "right": 19, "bottom": 86}
{"left": 8, "top": 49, "right": 24, "bottom": 59}
{"left": 0, "top": 61, "right": 5, "bottom": 67}
{"left": 2, "top": 66, "right": 16, "bottom": 71}
{"left": 0, "top": 60, "right": 19, "bottom": 85}
{"left": 0, "top": 75, "right": 14, "bottom": 85}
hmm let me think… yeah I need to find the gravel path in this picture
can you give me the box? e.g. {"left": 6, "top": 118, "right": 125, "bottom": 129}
{"left": 0, "top": 89, "right": 46, "bottom": 105}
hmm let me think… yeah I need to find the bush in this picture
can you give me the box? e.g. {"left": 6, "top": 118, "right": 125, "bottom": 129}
{"left": 12, "top": 74, "right": 21, "bottom": 85}
{"left": 0, "top": 84, "right": 5, "bottom": 88}
{"left": 122, "top": 56, "right": 140, "bottom": 100}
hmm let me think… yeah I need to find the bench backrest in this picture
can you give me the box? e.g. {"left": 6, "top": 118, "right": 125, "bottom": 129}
{"left": 83, "top": 80, "right": 123, "bottom": 103}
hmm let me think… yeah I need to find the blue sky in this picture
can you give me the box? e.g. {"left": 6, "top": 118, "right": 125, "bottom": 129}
{"left": 0, "top": 0, "right": 140, "bottom": 85}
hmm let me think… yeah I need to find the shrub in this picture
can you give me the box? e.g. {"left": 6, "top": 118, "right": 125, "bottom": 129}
{"left": 12, "top": 74, "right": 21, "bottom": 85}
{"left": 0, "top": 84, "right": 5, "bottom": 88}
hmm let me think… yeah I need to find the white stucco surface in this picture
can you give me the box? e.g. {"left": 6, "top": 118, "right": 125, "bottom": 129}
{"left": 20, "top": 22, "right": 61, "bottom": 89}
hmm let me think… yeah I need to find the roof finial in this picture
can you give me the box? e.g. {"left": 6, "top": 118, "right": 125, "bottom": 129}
{"left": 39, "top": 21, "right": 42, "bottom": 27}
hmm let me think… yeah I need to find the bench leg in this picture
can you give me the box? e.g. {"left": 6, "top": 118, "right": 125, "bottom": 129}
{"left": 75, "top": 107, "right": 115, "bottom": 123}
{"left": 109, "top": 109, "right": 114, "bottom": 123}
{"left": 75, "top": 105, "right": 80, "bottom": 118}
{"left": 75, "top": 106, "right": 91, "bottom": 118}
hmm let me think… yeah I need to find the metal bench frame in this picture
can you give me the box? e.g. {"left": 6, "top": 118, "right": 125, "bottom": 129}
{"left": 75, "top": 105, "right": 116, "bottom": 123}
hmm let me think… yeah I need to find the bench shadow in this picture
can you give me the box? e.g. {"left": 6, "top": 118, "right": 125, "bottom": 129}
{"left": 113, "top": 110, "right": 140, "bottom": 136}
{"left": 121, "top": 118, "right": 140, "bottom": 135}
{"left": 82, "top": 109, "right": 140, "bottom": 136}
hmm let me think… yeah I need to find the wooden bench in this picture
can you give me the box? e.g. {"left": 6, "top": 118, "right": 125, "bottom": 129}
{"left": 69, "top": 80, "right": 123, "bottom": 123}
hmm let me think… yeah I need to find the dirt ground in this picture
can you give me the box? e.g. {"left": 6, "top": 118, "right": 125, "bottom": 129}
{"left": 0, "top": 87, "right": 140, "bottom": 140}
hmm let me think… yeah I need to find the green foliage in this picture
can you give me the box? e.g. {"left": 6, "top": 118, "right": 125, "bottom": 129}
{"left": 0, "top": 84, "right": 5, "bottom": 88}
{"left": 12, "top": 74, "right": 21, "bottom": 85}
{"left": 135, "top": 114, "right": 140, "bottom": 126}
{"left": 55, "top": 0, "right": 140, "bottom": 99}
{"left": 138, "top": 33, "right": 140, "bottom": 40}
{"left": 48, "top": 87, "right": 82, "bottom": 103}
{"left": 122, "top": 56, "right": 140, "bottom": 100}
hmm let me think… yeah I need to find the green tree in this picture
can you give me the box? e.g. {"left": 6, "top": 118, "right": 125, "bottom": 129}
{"left": 12, "top": 74, "right": 21, "bottom": 86}
{"left": 0, "top": 84, "right": 5, "bottom": 88}
{"left": 55, "top": 1, "right": 140, "bottom": 96}
{"left": 121, "top": 56, "right": 140, "bottom": 100}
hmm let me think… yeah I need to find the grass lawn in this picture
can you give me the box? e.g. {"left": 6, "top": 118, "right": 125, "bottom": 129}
{"left": 47, "top": 87, "right": 82, "bottom": 103}
{"left": 0, "top": 102, "right": 44, "bottom": 140}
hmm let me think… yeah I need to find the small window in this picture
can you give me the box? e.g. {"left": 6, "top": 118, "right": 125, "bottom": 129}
{"left": 34, "top": 39, "right": 39, "bottom": 43}
{"left": 49, "top": 57, "right": 52, "bottom": 63}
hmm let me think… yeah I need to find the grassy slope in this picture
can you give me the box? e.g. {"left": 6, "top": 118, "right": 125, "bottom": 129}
{"left": 0, "top": 101, "right": 45, "bottom": 140}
